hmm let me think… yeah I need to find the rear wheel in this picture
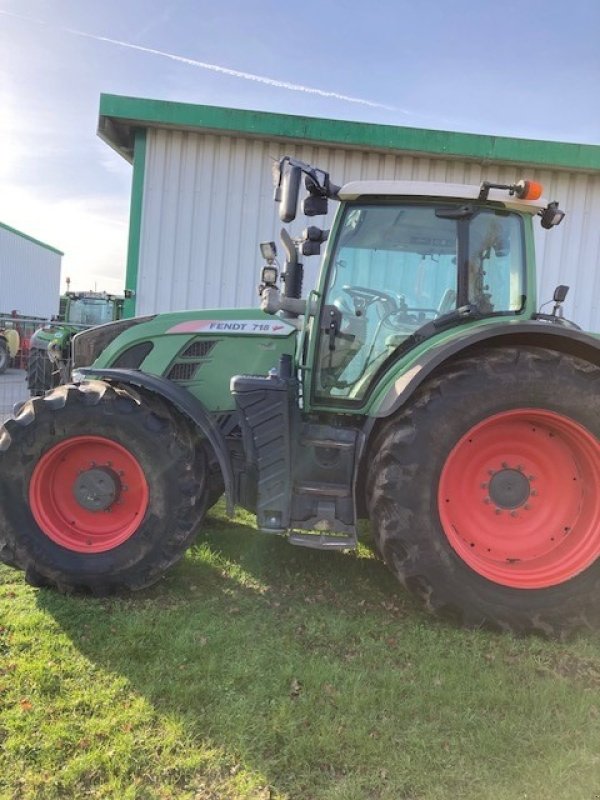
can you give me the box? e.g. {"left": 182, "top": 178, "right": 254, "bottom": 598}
{"left": 367, "top": 347, "right": 600, "bottom": 636}
{"left": 0, "top": 382, "right": 207, "bottom": 593}
{"left": 27, "top": 347, "right": 57, "bottom": 396}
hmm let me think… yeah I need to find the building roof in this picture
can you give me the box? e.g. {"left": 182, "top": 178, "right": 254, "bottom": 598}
{"left": 0, "top": 221, "right": 64, "bottom": 256}
{"left": 98, "top": 93, "right": 600, "bottom": 173}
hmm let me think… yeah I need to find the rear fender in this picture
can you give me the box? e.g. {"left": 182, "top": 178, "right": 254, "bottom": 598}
{"left": 353, "top": 323, "right": 600, "bottom": 518}
{"left": 78, "top": 367, "right": 234, "bottom": 513}
{"left": 372, "top": 322, "right": 600, "bottom": 419}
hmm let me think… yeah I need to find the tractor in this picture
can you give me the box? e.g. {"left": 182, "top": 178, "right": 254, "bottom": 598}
{"left": 1, "top": 157, "right": 598, "bottom": 636}
{"left": 0, "top": 327, "right": 20, "bottom": 374}
{"left": 27, "top": 291, "right": 124, "bottom": 396}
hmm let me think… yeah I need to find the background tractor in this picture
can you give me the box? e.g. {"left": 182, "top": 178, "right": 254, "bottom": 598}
{"left": 0, "top": 327, "right": 20, "bottom": 374}
{"left": 1, "top": 157, "right": 599, "bottom": 637}
{"left": 27, "top": 290, "right": 124, "bottom": 395}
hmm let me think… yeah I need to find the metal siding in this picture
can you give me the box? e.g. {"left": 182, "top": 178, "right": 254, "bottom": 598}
{"left": 0, "top": 227, "right": 61, "bottom": 318}
{"left": 137, "top": 129, "right": 600, "bottom": 331}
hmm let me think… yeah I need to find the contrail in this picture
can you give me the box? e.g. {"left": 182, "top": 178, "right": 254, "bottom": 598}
{"left": 0, "top": 9, "right": 396, "bottom": 111}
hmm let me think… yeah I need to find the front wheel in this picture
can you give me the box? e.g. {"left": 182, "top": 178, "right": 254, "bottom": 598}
{"left": 0, "top": 382, "right": 207, "bottom": 594}
{"left": 367, "top": 347, "right": 600, "bottom": 636}
{"left": 27, "top": 347, "right": 57, "bottom": 396}
{"left": 0, "top": 340, "right": 8, "bottom": 374}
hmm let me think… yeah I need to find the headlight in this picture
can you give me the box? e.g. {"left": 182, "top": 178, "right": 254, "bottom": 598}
{"left": 72, "top": 316, "right": 155, "bottom": 368}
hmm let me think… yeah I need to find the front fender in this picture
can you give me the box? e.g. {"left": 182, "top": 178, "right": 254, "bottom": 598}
{"left": 30, "top": 326, "right": 68, "bottom": 351}
{"left": 372, "top": 322, "right": 600, "bottom": 418}
{"left": 78, "top": 367, "right": 234, "bottom": 513}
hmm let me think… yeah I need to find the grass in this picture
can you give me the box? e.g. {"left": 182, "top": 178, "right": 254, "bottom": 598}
{"left": 1, "top": 503, "right": 600, "bottom": 799}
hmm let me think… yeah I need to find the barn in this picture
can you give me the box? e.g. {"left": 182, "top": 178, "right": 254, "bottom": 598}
{"left": 98, "top": 94, "right": 600, "bottom": 328}
{"left": 0, "top": 221, "right": 62, "bottom": 320}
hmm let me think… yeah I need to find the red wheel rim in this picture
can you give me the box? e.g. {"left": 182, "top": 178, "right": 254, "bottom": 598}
{"left": 29, "top": 436, "right": 149, "bottom": 553}
{"left": 438, "top": 409, "right": 600, "bottom": 589}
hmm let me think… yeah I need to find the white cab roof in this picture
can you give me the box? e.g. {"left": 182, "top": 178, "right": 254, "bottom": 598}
{"left": 339, "top": 180, "right": 547, "bottom": 214}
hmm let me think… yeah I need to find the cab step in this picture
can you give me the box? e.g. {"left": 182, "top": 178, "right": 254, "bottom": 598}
{"left": 288, "top": 531, "right": 357, "bottom": 550}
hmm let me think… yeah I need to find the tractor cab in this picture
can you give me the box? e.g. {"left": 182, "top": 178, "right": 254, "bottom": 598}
{"left": 260, "top": 159, "right": 563, "bottom": 412}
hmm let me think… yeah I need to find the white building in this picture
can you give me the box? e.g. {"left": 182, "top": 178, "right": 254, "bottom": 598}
{"left": 98, "top": 94, "right": 600, "bottom": 329}
{"left": 0, "top": 222, "right": 63, "bottom": 320}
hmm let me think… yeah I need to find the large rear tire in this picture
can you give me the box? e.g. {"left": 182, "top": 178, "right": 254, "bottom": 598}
{"left": 27, "top": 347, "right": 57, "bottom": 396}
{"left": 367, "top": 347, "right": 600, "bottom": 636}
{"left": 0, "top": 382, "right": 207, "bottom": 594}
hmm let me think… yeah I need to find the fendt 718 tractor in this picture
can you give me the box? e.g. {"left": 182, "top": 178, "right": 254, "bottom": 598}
{"left": 27, "top": 291, "right": 124, "bottom": 396}
{"left": 1, "top": 157, "right": 599, "bottom": 636}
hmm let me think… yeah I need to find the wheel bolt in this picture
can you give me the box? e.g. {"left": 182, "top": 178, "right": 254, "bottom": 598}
{"left": 481, "top": 482, "right": 488, "bottom": 489}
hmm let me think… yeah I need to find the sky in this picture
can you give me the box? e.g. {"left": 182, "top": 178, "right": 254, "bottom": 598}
{"left": 0, "top": 0, "right": 599, "bottom": 295}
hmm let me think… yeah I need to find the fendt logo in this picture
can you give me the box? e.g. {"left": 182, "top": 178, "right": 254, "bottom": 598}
{"left": 166, "top": 319, "right": 293, "bottom": 335}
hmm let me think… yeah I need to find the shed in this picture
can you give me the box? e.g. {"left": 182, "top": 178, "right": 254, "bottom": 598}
{"left": 98, "top": 94, "right": 600, "bottom": 329}
{"left": 0, "top": 222, "right": 63, "bottom": 320}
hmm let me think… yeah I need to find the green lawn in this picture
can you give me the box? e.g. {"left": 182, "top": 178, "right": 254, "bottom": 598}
{"left": 1, "top": 504, "right": 599, "bottom": 799}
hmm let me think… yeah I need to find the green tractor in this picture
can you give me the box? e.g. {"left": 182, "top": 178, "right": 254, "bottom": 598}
{"left": 27, "top": 291, "right": 124, "bottom": 395}
{"left": 1, "top": 158, "right": 598, "bottom": 636}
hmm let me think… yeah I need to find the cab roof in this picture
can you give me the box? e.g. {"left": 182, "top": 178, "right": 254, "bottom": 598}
{"left": 339, "top": 180, "right": 548, "bottom": 214}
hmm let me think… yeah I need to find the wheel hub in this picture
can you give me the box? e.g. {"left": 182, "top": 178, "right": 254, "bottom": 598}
{"left": 73, "top": 467, "right": 120, "bottom": 511}
{"left": 488, "top": 468, "right": 530, "bottom": 509}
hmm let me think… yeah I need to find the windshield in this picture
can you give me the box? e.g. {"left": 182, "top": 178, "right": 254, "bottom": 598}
{"left": 315, "top": 202, "right": 525, "bottom": 402}
{"left": 67, "top": 298, "right": 115, "bottom": 326}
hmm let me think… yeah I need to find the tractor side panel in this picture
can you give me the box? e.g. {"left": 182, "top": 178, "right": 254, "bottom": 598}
{"left": 91, "top": 309, "right": 298, "bottom": 413}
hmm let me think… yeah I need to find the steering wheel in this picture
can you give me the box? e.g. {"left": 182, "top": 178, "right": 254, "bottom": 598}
{"left": 342, "top": 285, "right": 399, "bottom": 315}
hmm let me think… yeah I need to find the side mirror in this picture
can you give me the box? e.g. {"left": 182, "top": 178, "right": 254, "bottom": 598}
{"left": 553, "top": 285, "right": 569, "bottom": 303}
{"left": 279, "top": 165, "right": 302, "bottom": 223}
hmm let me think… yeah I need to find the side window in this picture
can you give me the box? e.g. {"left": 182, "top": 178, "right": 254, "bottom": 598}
{"left": 468, "top": 213, "right": 524, "bottom": 312}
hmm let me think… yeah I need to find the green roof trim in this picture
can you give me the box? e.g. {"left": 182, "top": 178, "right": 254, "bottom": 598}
{"left": 98, "top": 93, "right": 600, "bottom": 172}
{"left": 122, "top": 129, "right": 146, "bottom": 318}
{"left": 0, "top": 221, "right": 63, "bottom": 256}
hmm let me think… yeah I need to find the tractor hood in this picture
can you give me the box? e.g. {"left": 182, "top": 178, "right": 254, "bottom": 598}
{"left": 75, "top": 308, "right": 298, "bottom": 413}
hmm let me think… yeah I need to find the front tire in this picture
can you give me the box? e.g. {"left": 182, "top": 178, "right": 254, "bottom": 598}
{"left": 27, "top": 347, "right": 57, "bottom": 396}
{"left": 367, "top": 347, "right": 600, "bottom": 636}
{"left": 0, "top": 382, "right": 207, "bottom": 594}
{"left": 0, "top": 340, "right": 8, "bottom": 374}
